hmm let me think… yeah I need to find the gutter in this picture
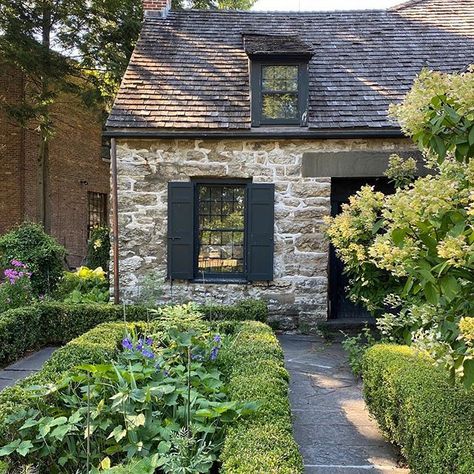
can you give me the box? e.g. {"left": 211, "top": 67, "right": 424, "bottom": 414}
{"left": 103, "top": 128, "right": 404, "bottom": 140}
{"left": 110, "top": 138, "right": 120, "bottom": 304}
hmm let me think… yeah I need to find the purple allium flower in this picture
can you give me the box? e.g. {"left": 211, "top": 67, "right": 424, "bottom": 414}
{"left": 122, "top": 337, "right": 133, "bottom": 350}
{"left": 210, "top": 346, "right": 219, "bottom": 361}
{"left": 141, "top": 348, "right": 155, "bottom": 359}
{"left": 145, "top": 337, "right": 153, "bottom": 346}
{"left": 213, "top": 335, "right": 221, "bottom": 344}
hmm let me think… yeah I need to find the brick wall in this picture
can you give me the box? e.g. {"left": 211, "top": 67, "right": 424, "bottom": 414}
{"left": 0, "top": 65, "right": 24, "bottom": 232}
{"left": 0, "top": 64, "right": 110, "bottom": 268}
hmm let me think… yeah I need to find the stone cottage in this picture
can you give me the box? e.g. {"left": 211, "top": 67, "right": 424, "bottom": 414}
{"left": 106, "top": 0, "right": 474, "bottom": 330}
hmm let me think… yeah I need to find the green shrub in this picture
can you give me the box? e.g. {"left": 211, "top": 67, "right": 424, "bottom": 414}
{"left": 363, "top": 344, "right": 474, "bottom": 474}
{"left": 87, "top": 226, "right": 110, "bottom": 271}
{"left": 0, "top": 223, "right": 65, "bottom": 296}
{"left": 219, "top": 321, "right": 303, "bottom": 473}
{"left": 200, "top": 299, "right": 268, "bottom": 323}
{"left": 0, "top": 300, "right": 268, "bottom": 367}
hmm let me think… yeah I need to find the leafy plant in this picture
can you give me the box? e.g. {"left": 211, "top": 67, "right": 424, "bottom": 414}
{"left": 0, "top": 223, "right": 65, "bottom": 296}
{"left": 0, "top": 260, "right": 34, "bottom": 313}
{"left": 0, "top": 326, "right": 253, "bottom": 472}
{"left": 87, "top": 227, "right": 110, "bottom": 272}
{"left": 57, "top": 266, "right": 109, "bottom": 303}
{"left": 341, "top": 327, "right": 377, "bottom": 378}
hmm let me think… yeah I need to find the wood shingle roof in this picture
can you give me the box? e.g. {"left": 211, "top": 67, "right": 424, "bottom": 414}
{"left": 107, "top": 0, "right": 474, "bottom": 131}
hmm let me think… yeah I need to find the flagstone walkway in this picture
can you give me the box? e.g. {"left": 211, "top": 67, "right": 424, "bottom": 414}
{"left": 278, "top": 334, "right": 410, "bottom": 474}
{"left": 0, "top": 347, "right": 57, "bottom": 391}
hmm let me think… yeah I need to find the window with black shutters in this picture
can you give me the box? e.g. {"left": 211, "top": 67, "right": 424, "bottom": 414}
{"left": 87, "top": 192, "right": 108, "bottom": 237}
{"left": 167, "top": 181, "right": 274, "bottom": 283}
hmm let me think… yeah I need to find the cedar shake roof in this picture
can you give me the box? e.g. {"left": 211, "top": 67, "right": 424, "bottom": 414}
{"left": 107, "top": 0, "right": 474, "bottom": 131}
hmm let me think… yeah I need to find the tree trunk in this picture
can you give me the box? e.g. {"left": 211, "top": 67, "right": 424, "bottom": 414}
{"left": 37, "top": 2, "right": 53, "bottom": 231}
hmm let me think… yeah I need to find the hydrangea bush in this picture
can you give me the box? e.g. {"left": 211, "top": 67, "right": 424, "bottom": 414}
{"left": 326, "top": 68, "right": 474, "bottom": 387}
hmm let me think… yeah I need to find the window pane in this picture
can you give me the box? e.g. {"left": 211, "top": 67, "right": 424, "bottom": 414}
{"left": 262, "top": 65, "right": 298, "bottom": 92}
{"left": 262, "top": 93, "right": 299, "bottom": 120}
{"left": 197, "top": 184, "right": 245, "bottom": 275}
{"left": 88, "top": 192, "right": 108, "bottom": 237}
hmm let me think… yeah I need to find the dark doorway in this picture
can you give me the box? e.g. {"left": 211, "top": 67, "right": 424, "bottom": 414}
{"left": 329, "top": 178, "right": 394, "bottom": 320}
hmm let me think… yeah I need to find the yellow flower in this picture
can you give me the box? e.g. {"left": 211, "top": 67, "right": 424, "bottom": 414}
{"left": 437, "top": 235, "right": 468, "bottom": 267}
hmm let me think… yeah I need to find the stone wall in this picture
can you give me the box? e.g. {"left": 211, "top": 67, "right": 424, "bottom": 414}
{"left": 115, "top": 137, "right": 414, "bottom": 331}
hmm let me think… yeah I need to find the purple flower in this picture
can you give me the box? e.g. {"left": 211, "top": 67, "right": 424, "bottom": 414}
{"left": 213, "top": 335, "right": 221, "bottom": 344}
{"left": 210, "top": 346, "right": 219, "bottom": 361}
{"left": 141, "top": 348, "right": 155, "bottom": 359}
{"left": 145, "top": 337, "right": 153, "bottom": 346}
{"left": 191, "top": 353, "right": 204, "bottom": 362}
{"left": 4, "top": 269, "right": 19, "bottom": 284}
{"left": 122, "top": 337, "right": 133, "bottom": 350}
{"left": 136, "top": 338, "right": 144, "bottom": 351}
{"left": 10, "top": 260, "right": 25, "bottom": 268}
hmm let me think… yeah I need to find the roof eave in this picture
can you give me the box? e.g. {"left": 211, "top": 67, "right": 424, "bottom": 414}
{"left": 103, "top": 127, "right": 404, "bottom": 140}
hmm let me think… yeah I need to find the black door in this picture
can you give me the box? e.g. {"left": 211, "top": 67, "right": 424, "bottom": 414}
{"left": 329, "top": 178, "right": 394, "bottom": 320}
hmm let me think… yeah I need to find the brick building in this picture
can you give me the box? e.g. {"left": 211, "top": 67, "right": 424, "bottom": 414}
{"left": 0, "top": 63, "right": 110, "bottom": 268}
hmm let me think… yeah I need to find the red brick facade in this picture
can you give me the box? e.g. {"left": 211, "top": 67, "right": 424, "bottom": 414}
{"left": 0, "top": 65, "right": 110, "bottom": 268}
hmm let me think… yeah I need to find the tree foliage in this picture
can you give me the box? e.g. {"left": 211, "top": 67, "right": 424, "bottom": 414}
{"left": 326, "top": 68, "right": 474, "bottom": 387}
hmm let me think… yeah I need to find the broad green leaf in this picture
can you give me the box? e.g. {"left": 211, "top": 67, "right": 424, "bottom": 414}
{"left": 463, "top": 359, "right": 474, "bottom": 389}
{"left": 439, "top": 275, "right": 460, "bottom": 301}
{"left": 423, "top": 281, "right": 439, "bottom": 305}
{"left": 0, "top": 440, "right": 21, "bottom": 457}
{"left": 468, "top": 124, "right": 474, "bottom": 146}
{"left": 16, "top": 440, "right": 34, "bottom": 457}
{"left": 391, "top": 228, "right": 407, "bottom": 246}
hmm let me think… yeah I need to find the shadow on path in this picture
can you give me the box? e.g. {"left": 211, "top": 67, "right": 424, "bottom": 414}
{"left": 279, "top": 334, "right": 410, "bottom": 474}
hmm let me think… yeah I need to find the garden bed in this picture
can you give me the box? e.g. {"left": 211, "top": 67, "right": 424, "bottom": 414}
{"left": 363, "top": 344, "right": 474, "bottom": 474}
{"left": 0, "top": 308, "right": 302, "bottom": 473}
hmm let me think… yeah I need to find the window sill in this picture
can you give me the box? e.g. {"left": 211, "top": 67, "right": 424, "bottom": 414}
{"left": 191, "top": 277, "right": 248, "bottom": 285}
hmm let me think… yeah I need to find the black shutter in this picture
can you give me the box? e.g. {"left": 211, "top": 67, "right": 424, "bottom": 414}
{"left": 168, "top": 182, "right": 194, "bottom": 280}
{"left": 247, "top": 183, "right": 275, "bottom": 281}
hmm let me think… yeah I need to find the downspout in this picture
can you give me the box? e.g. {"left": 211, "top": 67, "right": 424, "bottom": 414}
{"left": 111, "top": 138, "right": 120, "bottom": 304}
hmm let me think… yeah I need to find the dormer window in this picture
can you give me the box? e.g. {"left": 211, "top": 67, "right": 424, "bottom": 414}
{"left": 252, "top": 62, "right": 308, "bottom": 126}
{"left": 244, "top": 33, "right": 312, "bottom": 128}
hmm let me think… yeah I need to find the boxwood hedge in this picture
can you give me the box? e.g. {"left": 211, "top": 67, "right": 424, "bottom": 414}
{"left": 0, "top": 299, "right": 267, "bottom": 367}
{"left": 0, "top": 318, "right": 302, "bottom": 473}
{"left": 218, "top": 322, "right": 303, "bottom": 473}
{"left": 363, "top": 344, "right": 474, "bottom": 474}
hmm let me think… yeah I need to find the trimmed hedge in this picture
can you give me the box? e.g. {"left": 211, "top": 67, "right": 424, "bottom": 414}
{"left": 0, "top": 299, "right": 267, "bottom": 367}
{"left": 218, "top": 322, "right": 303, "bottom": 473}
{"left": 363, "top": 344, "right": 474, "bottom": 474}
{"left": 0, "top": 319, "right": 302, "bottom": 473}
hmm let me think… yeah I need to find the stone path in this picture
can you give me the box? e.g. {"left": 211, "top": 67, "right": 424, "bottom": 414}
{"left": 279, "top": 334, "right": 410, "bottom": 474}
{"left": 0, "top": 347, "right": 57, "bottom": 391}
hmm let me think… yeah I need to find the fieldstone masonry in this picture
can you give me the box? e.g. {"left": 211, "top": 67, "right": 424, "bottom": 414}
{"left": 115, "top": 137, "right": 413, "bottom": 331}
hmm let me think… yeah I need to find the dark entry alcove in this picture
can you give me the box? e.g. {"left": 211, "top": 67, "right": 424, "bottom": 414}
{"left": 328, "top": 177, "right": 394, "bottom": 320}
